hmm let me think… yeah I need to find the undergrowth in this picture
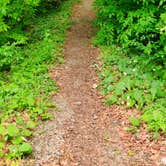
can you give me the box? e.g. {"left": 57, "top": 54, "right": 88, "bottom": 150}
{"left": 0, "top": 0, "right": 75, "bottom": 160}
{"left": 94, "top": 0, "right": 166, "bottom": 134}
{"left": 99, "top": 46, "right": 166, "bottom": 133}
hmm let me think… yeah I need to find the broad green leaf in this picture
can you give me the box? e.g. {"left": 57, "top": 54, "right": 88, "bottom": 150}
{"left": 7, "top": 124, "right": 19, "bottom": 137}
{"left": 19, "top": 143, "right": 32, "bottom": 154}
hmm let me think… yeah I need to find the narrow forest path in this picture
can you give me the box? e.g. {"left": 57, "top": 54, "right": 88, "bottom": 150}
{"left": 30, "top": 0, "right": 165, "bottom": 166}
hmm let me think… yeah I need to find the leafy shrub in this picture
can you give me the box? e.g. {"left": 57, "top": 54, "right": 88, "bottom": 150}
{"left": 94, "top": 0, "right": 166, "bottom": 63}
{"left": 94, "top": 0, "right": 166, "bottom": 133}
{"left": 0, "top": 0, "right": 63, "bottom": 71}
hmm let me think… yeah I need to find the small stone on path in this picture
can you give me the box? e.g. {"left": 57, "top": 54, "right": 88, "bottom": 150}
{"left": 161, "top": 157, "right": 166, "bottom": 165}
{"left": 92, "top": 83, "right": 97, "bottom": 89}
{"left": 74, "top": 101, "right": 82, "bottom": 106}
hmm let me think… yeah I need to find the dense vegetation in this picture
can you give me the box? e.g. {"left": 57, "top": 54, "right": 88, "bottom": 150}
{"left": 0, "top": 0, "right": 61, "bottom": 71}
{"left": 94, "top": 0, "right": 166, "bottom": 134}
{"left": 0, "top": 0, "right": 75, "bottom": 160}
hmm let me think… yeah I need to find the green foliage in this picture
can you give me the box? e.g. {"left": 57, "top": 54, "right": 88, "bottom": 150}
{"left": 7, "top": 124, "right": 19, "bottom": 137}
{"left": 0, "top": 0, "right": 75, "bottom": 159}
{"left": 94, "top": 0, "right": 166, "bottom": 63}
{"left": 129, "top": 117, "right": 140, "bottom": 127}
{"left": 94, "top": 0, "right": 166, "bottom": 134}
{"left": 98, "top": 46, "right": 166, "bottom": 133}
{"left": 8, "top": 143, "right": 32, "bottom": 158}
{"left": 0, "top": 0, "right": 63, "bottom": 70}
{"left": 126, "top": 117, "right": 141, "bottom": 134}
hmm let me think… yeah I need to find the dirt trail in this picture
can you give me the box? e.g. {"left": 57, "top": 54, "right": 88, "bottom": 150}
{"left": 31, "top": 0, "right": 165, "bottom": 165}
